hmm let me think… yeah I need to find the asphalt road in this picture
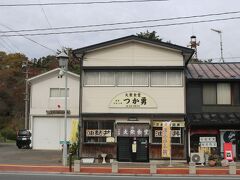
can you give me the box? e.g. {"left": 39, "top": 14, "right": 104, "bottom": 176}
{"left": 0, "top": 173, "right": 239, "bottom": 180}
{"left": 0, "top": 143, "right": 62, "bottom": 165}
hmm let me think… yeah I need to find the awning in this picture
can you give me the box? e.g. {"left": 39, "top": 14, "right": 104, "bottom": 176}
{"left": 186, "top": 113, "right": 240, "bottom": 127}
{"left": 190, "top": 129, "right": 219, "bottom": 135}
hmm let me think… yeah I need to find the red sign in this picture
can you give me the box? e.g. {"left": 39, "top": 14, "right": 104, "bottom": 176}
{"left": 224, "top": 143, "right": 233, "bottom": 161}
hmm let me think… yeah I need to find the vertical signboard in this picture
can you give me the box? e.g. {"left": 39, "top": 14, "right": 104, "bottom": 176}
{"left": 162, "top": 121, "right": 171, "bottom": 158}
{"left": 224, "top": 143, "right": 234, "bottom": 161}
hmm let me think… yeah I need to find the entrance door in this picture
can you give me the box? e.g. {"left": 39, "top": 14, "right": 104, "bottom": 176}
{"left": 136, "top": 137, "right": 149, "bottom": 162}
{"left": 117, "top": 137, "right": 132, "bottom": 162}
{"left": 117, "top": 137, "right": 149, "bottom": 162}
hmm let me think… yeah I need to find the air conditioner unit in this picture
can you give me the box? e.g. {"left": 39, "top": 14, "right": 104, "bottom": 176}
{"left": 190, "top": 153, "right": 205, "bottom": 165}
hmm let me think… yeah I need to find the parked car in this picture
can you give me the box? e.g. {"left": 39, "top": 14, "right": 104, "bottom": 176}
{"left": 16, "top": 129, "right": 32, "bottom": 149}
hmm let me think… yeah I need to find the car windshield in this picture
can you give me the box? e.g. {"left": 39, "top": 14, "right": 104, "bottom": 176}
{"left": 18, "top": 130, "right": 30, "bottom": 136}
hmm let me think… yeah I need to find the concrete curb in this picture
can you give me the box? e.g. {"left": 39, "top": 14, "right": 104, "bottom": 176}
{"left": 0, "top": 164, "right": 239, "bottom": 176}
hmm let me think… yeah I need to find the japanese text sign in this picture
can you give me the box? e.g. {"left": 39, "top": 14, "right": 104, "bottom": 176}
{"left": 161, "top": 121, "right": 171, "bottom": 158}
{"left": 86, "top": 129, "right": 111, "bottom": 137}
{"left": 109, "top": 91, "right": 157, "bottom": 108}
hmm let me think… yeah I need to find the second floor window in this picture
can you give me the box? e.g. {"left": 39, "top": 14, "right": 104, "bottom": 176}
{"left": 151, "top": 71, "right": 182, "bottom": 86}
{"left": 117, "top": 71, "right": 149, "bottom": 86}
{"left": 84, "top": 71, "right": 115, "bottom": 86}
{"left": 50, "top": 88, "right": 69, "bottom": 97}
{"left": 203, "top": 83, "right": 231, "bottom": 105}
{"left": 84, "top": 70, "right": 182, "bottom": 86}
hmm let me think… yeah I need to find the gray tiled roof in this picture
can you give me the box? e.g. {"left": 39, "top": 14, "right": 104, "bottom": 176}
{"left": 186, "top": 63, "right": 240, "bottom": 80}
{"left": 187, "top": 113, "right": 240, "bottom": 126}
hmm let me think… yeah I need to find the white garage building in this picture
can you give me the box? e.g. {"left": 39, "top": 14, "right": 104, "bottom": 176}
{"left": 28, "top": 68, "right": 79, "bottom": 150}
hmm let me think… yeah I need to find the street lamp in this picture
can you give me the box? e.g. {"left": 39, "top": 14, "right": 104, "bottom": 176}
{"left": 57, "top": 51, "right": 68, "bottom": 166}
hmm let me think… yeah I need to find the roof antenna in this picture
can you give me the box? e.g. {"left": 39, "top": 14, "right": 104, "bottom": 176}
{"left": 211, "top": 29, "right": 224, "bottom": 63}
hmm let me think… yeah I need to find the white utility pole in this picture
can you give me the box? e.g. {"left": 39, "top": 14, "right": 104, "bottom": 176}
{"left": 57, "top": 52, "right": 69, "bottom": 166}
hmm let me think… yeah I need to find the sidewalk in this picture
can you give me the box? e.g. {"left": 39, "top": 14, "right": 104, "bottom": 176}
{"left": 0, "top": 163, "right": 240, "bottom": 175}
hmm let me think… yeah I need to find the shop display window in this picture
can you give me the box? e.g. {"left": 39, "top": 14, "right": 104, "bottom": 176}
{"left": 84, "top": 120, "right": 114, "bottom": 143}
{"left": 152, "top": 127, "right": 184, "bottom": 144}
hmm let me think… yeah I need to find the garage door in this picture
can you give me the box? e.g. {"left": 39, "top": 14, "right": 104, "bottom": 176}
{"left": 32, "top": 117, "right": 75, "bottom": 150}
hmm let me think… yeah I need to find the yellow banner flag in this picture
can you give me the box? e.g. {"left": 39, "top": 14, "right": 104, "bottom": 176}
{"left": 161, "top": 121, "right": 171, "bottom": 158}
{"left": 70, "top": 119, "right": 79, "bottom": 144}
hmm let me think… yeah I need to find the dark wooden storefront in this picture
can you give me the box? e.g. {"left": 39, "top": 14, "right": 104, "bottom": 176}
{"left": 187, "top": 113, "right": 240, "bottom": 161}
{"left": 117, "top": 137, "right": 149, "bottom": 162}
{"left": 116, "top": 123, "right": 150, "bottom": 162}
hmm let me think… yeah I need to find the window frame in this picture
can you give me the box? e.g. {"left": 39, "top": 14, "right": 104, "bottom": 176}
{"left": 202, "top": 83, "right": 232, "bottom": 105}
{"left": 99, "top": 71, "right": 116, "bottom": 86}
{"left": 50, "top": 88, "right": 69, "bottom": 98}
{"left": 150, "top": 70, "right": 183, "bottom": 87}
{"left": 84, "top": 71, "right": 115, "bottom": 87}
{"left": 152, "top": 126, "right": 184, "bottom": 145}
{"left": 83, "top": 70, "right": 183, "bottom": 87}
{"left": 116, "top": 71, "right": 133, "bottom": 87}
{"left": 116, "top": 71, "right": 149, "bottom": 87}
{"left": 83, "top": 120, "right": 115, "bottom": 144}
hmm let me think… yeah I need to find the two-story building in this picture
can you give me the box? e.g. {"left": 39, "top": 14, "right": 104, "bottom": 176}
{"left": 28, "top": 68, "right": 79, "bottom": 150}
{"left": 73, "top": 35, "right": 194, "bottom": 162}
{"left": 186, "top": 63, "right": 240, "bottom": 161}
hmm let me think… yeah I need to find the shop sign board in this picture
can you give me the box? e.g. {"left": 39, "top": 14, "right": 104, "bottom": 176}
{"left": 199, "top": 137, "right": 217, "bottom": 147}
{"left": 161, "top": 121, "right": 171, "bottom": 158}
{"left": 106, "top": 137, "right": 115, "bottom": 143}
{"left": 153, "top": 121, "right": 185, "bottom": 127}
{"left": 220, "top": 130, "right": 237, "bottom": 158}
{"left": 46, "top": 110, "right": 70, "bottom": 114}
{"left": 224, "top": 143, "right": 234, "bottom": 161}
{"left": 109, "top": 91, "right": 157, "bottom": 109}
{"left": 155, "top": 130, "right": 181, "bottom": 137}
{"left": 116, "top": 123, "right": 149, "bottom": 137}
{"left": 86, "top": 129, "right": 111, "bottom": 137}
{"left": 200, "top": 142, "right": 217, "bottom": 147}
{"left": 200, "top": 137, "right": 216, "bottom": 142}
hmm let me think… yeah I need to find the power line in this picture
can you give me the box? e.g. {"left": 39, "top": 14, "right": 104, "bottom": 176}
{"left": 0, "top": 24, "right": 56, "bottom": 52}
{"left": 205, "top": 56, "right": 240, "bottom": 60}
{"left": 1, "top": 10, "right": 240, "bottom": 33}
{"left": 38, "top": 0, "right": 62, "bottom": 48}
{"left": 0, "top": 38, "right": 13, "bottom": 52}
{"left": 0, "top": 37, "right": 19, "bottom": 52}
{"left": 1, "top": 16, "right": 240, "bottom": 37}
{"left": 0, "top": 0, "right": 167, "bottom": 7}
{"left": 4, "top": 37, "right": 20, "bottom": 52}
{"left": 0, "top": 42, "right": 9, "bottom": 52}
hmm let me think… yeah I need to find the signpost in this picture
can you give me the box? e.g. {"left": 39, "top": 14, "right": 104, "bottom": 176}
{"left": 162, "top": 121, "right": 172, "bottom": 166}
{"left": 224, "top": 143, "right": 234, "bottom": 161}
{"left": 60, "top": 141, "right": 70, "bottom": 145}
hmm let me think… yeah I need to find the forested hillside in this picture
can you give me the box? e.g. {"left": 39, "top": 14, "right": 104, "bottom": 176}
{"left": 0, "top": 51, "right": 79, "bottom": 141}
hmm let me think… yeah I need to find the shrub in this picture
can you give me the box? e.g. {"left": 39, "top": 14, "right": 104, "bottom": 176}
{"left": 1, "top": 127, "right": 16, "bottom": 141}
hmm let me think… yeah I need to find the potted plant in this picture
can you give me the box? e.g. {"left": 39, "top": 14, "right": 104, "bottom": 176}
{"left": 208, "top": 154, "right": 217, "bottom": 167}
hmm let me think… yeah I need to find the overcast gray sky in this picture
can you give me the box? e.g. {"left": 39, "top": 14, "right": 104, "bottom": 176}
{"left": 0, "top": 0, "right": 240, "bottom": 62}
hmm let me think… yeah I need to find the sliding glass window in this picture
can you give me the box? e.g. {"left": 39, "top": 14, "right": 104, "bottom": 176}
{"left": 203, "top": 83, "right": 231, "bottom": 105}
{"left": 151, "top": 71, "right": 182, "bottom": 86}
{"left": 84, "top": 70, "right": 182, "bottom": 87}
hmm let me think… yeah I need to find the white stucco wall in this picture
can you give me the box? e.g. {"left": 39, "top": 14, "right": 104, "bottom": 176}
{"left": 29, "top": 70, "right": 79, "bottom": 116}
{"left": 83, "top": 86, "right": 185, "bottom": 114}
{"left": 84, "top": 41, "right": 184, "bottom": 67}
{"left": 82, "top": 41, "right": 186, "bottom": 114}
